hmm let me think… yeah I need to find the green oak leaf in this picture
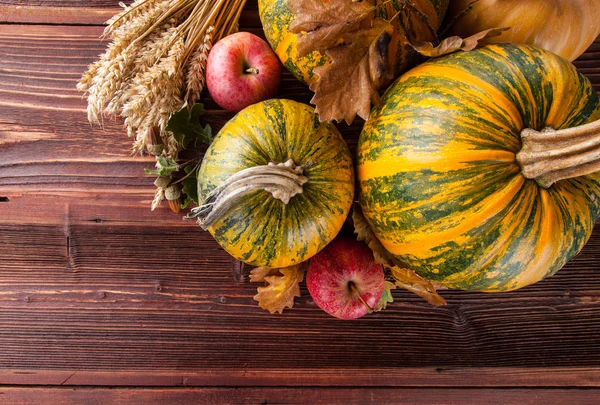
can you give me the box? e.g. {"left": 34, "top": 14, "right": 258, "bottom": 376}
{"left": 144, "top": 156, "right": 179, "bottom": 176}
{"left": 166, "top": 103, "right": 212, "bottom": 149}
{"left": 181, "top": 164, "right": 199, "bottom": 209}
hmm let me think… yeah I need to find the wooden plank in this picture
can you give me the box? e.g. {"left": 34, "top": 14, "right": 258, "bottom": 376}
{"left": 0, "top": 192, "right": 599, "bottom": 373}
{"left": 0, "top": 0, "right": 119, "bottom": 7}
{"left": 0, "top": 6, "right": 119, "bottom": 24}
{"left": 1, "top": 367, "right": 600, "bottom": 387}
{"left": 0, "top": 387, "right": 599, "bottom": 405}
{"left": 0, "top": 10, "right": 600, "bottom": 389}
{"left": 0, "top": 0, "right": 260, "bottom": 27}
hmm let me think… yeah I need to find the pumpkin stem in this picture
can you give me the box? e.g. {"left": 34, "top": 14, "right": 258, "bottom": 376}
{"left": 516, "top": 119, "right": 600, "bottom": 188}
{"left": 185, "top": 159, "right": 307, "bottom": 229}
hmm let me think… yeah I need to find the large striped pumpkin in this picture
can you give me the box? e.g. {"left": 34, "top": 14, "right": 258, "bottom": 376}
{"left": 197, "top": 99, "right": 354, "bottom": 268}
{"left": 357, "top": 44, "right": 600, "bottom": 292}
{"left": 258, "top": 0, "right": 450, "bottom": 86}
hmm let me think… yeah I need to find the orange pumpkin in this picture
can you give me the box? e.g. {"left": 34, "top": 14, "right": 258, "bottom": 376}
{"left": 447, "top": 0, "right": 600, "bottom": 61}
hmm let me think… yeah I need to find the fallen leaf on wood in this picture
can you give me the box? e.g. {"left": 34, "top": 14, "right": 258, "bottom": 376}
{"left": 288, "top": 0, "right": 374, "bottom": 56}
{"left": 389, "top": 266, "right": 447, "bottom": 306}
{"left": 249, "top": 266, "right": 280, "bottom": 283}
{"left": 411, "top": 27, "right": 510, "bottom": 57}
{"left": 353, "top": 206, "right": 446, "bottom": 306}
{"left": 250, "top": 264, "right": 306, "bottom": 314}
{"left": 310, "top": 19, "right": 393, "bottom": 124}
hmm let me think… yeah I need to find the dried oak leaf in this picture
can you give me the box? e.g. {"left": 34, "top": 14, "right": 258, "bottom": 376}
{"left": 353, "top": 206, "right": 446, "bottom": 306}
{"left": 389, "top": 266, "right": 447, "bottom": 306}
{"left": 373, "top": 280, "right": 396, "bottom": 312}
{"left": 288, "top": 0, "right": 374, "bottom": 56}
{"left": 310, "top": 19, "right": 393, "bottom": 124}
{"left": 250, "top": 264, "right": 306, "bottom": 314}
{"left": 411, "top": 27, "right": 510, "bottom": 57}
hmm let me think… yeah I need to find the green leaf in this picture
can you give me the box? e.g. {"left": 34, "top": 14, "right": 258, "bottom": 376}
{"left": 373, "top": 281, "right": 395, "bottom": 312}
{"left": 144, "top": 156, "right": 179, "bottom": 177}
{"left": 181, "top": 164, "right": 199, "bottom": 208}
{"left": 166, "top": 103, "right": 212, "bottom": 149}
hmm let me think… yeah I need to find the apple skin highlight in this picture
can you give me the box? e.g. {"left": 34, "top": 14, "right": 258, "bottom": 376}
{"left": 307, "top": 238, "right": 385, "bottom": 320}
{"left": 206, "top": 32, "right": 281, "bottom": 112}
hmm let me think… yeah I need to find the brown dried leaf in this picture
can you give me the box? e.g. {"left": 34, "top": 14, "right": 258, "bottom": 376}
{"left": 373, "top": 280, "right": 396, "bottom": 312}
{"left": 249, "top": 266, "right": 280, "bottom": 283}
{"left": 411, "top": 27, "right": 510, "bottom": 57}
{"left": 389, "top": 266, "right": 447, "bottom": 306}
{"left": 353, "top": 206, "right": 447, "bottom": 306}
{"left": 310, "top": 19, "right": 393, "bottom": 124}
{"left": 250, "top": 264, "right": 306, "bottom": 314}
{"left": 288, "top": 0, "right": 374, "bottom": 56}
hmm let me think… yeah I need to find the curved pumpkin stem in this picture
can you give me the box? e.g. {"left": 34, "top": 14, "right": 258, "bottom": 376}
{"left": 186, "top": 159, "right": 307, "bottom": 229}
{"left": 516, "top": 119, "right": 600, "bottom": 188}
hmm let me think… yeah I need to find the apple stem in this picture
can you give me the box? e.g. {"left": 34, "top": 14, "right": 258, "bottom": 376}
{"left": 245, "top": 67, "right": 259, "bottom": 74}
{"left": 349, "top": 282, "right": 373, "bottom": 313}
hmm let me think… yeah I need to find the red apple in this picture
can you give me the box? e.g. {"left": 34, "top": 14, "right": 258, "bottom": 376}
{"left": 307, "top": 238, "right": 385, "bottom": 320}
{"left": 206, "top": 32, "right": 281, "bottom": 112}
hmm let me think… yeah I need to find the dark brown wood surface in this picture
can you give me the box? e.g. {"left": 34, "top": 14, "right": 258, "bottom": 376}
{"left": 2, "top": 387, "right": 600, "bottom": 405}
{"left": 1, "top": 1, "right": 600, "bottom": 403}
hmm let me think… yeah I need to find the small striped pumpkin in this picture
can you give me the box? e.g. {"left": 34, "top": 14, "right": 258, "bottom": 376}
{"left": 258, "top": 0, "right": 449, "bottom": 86}
{"left": 198, "top": 99, "right": 354, "bottom": 268}
{"left": 258, "top": 0, "right": 327, "bottom": 85}
{"left": 358, "top": 44, "right": 600, "bottom": 292}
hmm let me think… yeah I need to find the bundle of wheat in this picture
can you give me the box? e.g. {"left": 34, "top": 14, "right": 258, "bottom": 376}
{"left": 78, "top": 0, "right": 246, "bottom": 210}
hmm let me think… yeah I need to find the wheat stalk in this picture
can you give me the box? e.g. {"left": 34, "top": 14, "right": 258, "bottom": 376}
{"left": 185, "top": 25, "right": 214, "bottom": 105}
{"left": 78, "top": 0, "right": 248, "bottom": 210}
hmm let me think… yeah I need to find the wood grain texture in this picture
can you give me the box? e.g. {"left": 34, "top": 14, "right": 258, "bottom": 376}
{"left": 2, "top": 367, "right": 600, "bottom": 387}
{"left": 0, "top": 0, "right": 261, "bottom": 27}
{"left": 0, "top": 0, "right": 600, "bottom": 394}
{"left": 0, "top": 6, "right": 119, "bottom": 25}
{"left": 1, "top": 387, "right": 600, "bottom": 405}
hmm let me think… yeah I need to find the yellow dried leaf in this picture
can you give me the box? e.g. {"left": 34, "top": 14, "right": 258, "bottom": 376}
{"left": 389, "top": 266, "right": 447, "bottom": 306}
{"left": 250, "top": 264, "right": 306, "bottom": 314}
{"left": 411, "top": 27, "right": 510, "bottom": 57}
{"left": 249, "top": 266, "right": 280, "bottom": 283}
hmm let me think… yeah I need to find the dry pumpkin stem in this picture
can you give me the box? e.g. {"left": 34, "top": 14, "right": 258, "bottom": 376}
{"left": 187, "top": 160, "right": 307, "bottom": 229}
{"left": 517, "top": 119, "right": 600, "bottom": 188}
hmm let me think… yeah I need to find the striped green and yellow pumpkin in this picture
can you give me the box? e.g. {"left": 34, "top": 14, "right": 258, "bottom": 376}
{"left": 358, "top": 44, "right": 600, "bottom": 292}
{"left": 258, "top": 0, "right": 327, "bottom": 85}
{"left": 258, "top": 0, "right": 450, "bottom": 86}
{"left": 197, "top": 99, "right": 355, "bottom": 268}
